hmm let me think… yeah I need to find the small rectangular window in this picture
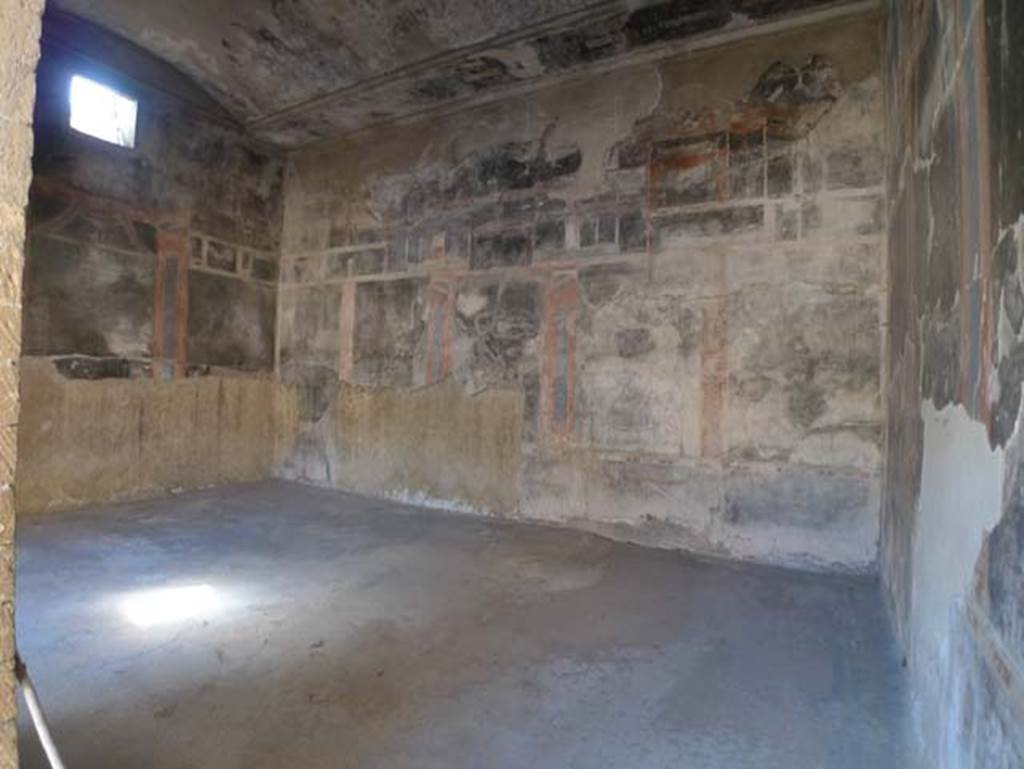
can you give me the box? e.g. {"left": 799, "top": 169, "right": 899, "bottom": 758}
{"left": 69, "top": 74, "right": 138, "bottom": 149}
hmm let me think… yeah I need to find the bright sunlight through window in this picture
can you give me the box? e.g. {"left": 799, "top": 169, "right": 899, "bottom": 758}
{"left": 69, "top": 74, "right": 137, "bottom": 148}
{"left": 118, "top": 584, "right": 222, "bottom": 628}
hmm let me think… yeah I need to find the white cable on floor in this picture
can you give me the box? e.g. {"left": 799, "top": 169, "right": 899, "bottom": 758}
{"left": 15, "top": 654, "right": 66, "bottom": 769}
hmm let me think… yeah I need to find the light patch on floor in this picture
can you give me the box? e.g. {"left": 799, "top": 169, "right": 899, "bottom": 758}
{"left": 116, "top": 584, "right": 224, "bottom": 629}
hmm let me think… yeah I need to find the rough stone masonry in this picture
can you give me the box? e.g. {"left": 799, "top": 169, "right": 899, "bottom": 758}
{"left": 0, "top": 0, "right": 44, "bottom": 765}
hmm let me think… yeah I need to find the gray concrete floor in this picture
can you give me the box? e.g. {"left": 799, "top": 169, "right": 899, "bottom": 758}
{"left": 16, "top": 481, "right": 912, "bottom": 768}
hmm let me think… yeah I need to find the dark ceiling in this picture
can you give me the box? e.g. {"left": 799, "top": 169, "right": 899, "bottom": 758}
{"left": 49, "top": 0, "right": 871, "bottom": 146}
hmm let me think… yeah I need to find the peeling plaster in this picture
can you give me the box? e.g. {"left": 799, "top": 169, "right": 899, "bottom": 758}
{"left": 909, "top": 402, "right": 1005, "bottom": 766}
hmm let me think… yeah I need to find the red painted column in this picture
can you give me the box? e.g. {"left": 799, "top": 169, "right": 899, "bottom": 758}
{"left": 424, "top": 279, "right": 455, "bottom": 385}
{"left": 541, "top": 274, "right": 579, "bottom": 440}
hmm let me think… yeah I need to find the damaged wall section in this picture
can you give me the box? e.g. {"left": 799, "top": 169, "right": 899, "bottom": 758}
{"left": 276, "top": 12, "right": 887, "bottom": 573}
{"left": 882, "top": 0, "right": 1024, "bottom": 766}
{"left": 17, "top": 20, "right": 285, "bottom": 513}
